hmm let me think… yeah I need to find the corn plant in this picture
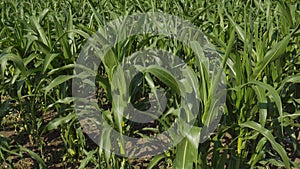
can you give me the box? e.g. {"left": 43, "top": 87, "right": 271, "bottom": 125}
{"left": 0, "top": 0, "right": 299, "bottom": 168}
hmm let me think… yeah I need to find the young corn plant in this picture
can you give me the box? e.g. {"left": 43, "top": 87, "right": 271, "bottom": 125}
{"left": 0, "top": 0, "right": 299, "bottom": 168}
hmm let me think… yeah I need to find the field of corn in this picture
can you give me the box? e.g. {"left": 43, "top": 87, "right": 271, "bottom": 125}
{"left": 0, "top": 0, "right": 300, "bottom": 168}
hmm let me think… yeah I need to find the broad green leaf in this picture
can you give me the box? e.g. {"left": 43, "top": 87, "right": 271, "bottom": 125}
{"left": 249, "top": 137, "right": 267, "bottom": 167}
{"left": 33, "top": 40, "right": 50, "bottom": 55}
{"left": 30, "top": 16, "right": 49, "bottom": 46}
{"left": 278, "top": 2, "right": 293, "bottom": 27}
{"left": 68, "top": 29, "right": 90, "bottom": 39}
{"left": 47, "top": 64, "right": 75, "bottom": 76}
{"left": 145, "top": 65, "right": 180, "bottom": 94}
{"left": 44, "top": 75, "right": 74, "bottom": 98}
{"left": 248, "top": 81, "right": 283, "bottom": 129}
{"left": 278, "top": 111, "right": 300, "bottom": 122}
{"left": 103, "top": 50, "right": 119, "bottom": 81}
{"left": 37, "top": 8, "right": 50, "bottom": 23}
{"left": 174, "top": 127, "right": 201, "bottom": 169}
{"left": 96, "top": 75, "right": 112, "bottom": 101}
{"left": 0, "top": 53, "right": 27, "bottom": 78}
{"left": 111, "top": 66, "right": 126, "bottom": 134}
{"left": 147, "top": 154, "right": 166, "bottom": 169}
{"left": 145, "top": 72, "right": 165, "bottom": 112}
{"left": 174, "top": 138, "right": 194, "bottom": 169}
{"left": 42, "top": 113, "right": 76, "bottom": 134}
{"left": 240, "top": 121, "right": 290, "bottom": 169}
{"left": 252, "top": 34, "right": 291, "bottom": 80}
{"left": 19, "top": 146, "right": 46, "bottom": 168}
{"left": 202, "top": 29, "right": 233, "bottom": 124}
{"left": 42, "top": 53, "right": 60, "bottom": 74}
{"left": 78, "top": 150, "right": 96, "bottom": 169}
{"left": 277, "top": 74, "right": 300, "bottom": 92}
{"left": 87, "top": 0, "right": 104, "bottom": 26}
{"left": 53, "top": 15, "right": 71, "bottom": 59}
{"left": 226, "top": 12, "right": 245, "bottom": 42}
{"left": 46, "top": 97, "right": 74, "bottom": 110}
{"left": 252, "top": 86, "right": 267, "bottom": 127}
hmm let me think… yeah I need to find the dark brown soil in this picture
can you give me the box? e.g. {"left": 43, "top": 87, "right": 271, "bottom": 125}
{"left": 1, "top": 111, "right": 299, "bottom": 168}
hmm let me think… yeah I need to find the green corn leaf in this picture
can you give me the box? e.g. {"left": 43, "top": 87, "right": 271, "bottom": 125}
{"left": 278, "top": 2, "right": 293, "bottom": 27}
{"left": 0, "top": 53, "right": 27, "bottom": 78}
{"left": 252, "top": 34, "right": 291, "bottom": 80}
{"left": 252, "top": 86, "right": 267, "bottom": 127}
{"left": 53, "top": 15, "right": 72, "bottom": 59}
{"left": 248, "top": 81, "right": 283, "bottom": 130}
{"left": 47, "top": 64, "right": 75, "bottom": 76}
{"left": 202, "top": 28, "right": 233, "bottom": 125}
{"left": 0, "top": 136, "right": 21, "bottom": 157}
{"left": 174, "top": 138, "right": 194, "bottom": 169}
{"left": 30, "top": 16, "right": 49, "bottom": 47}
{"left": 240, "top": 121, "right": 290, "bottom": 169}
{"left": 42, "top": 53, "right": 60, "bottom": 74}
{"left": 103, "top": 50, "right": 119, "bottom": 81}
{"left": 19, "top": 146, "right": 46, "bottom": 168}
{"left": 277, "top": 74, "right": 300, "bottom": 92}
{"left": 226, "top": 12, "right": 245, "bottom": 42}
{"left": 37, "top": 8, "right": 50, "bottom": 23}
{"left": 249, "top": 137, "right": 267, "bottom": 167}
{"left": 68, "top": 29, "right": 90, "bottom": 39}
{"left": 96, "top": 75, "right": 112, "bottom": 101}
{"left": 78, "top": 150, "right": 96, "bottom": 169}
{"left": 147, "top": 154, "right": 166, "bottom": 169}
{"left": 174, "top": 127, "right": 201, "bottom": 169}
{"left": 111, "top": 66, "right": 126, "bottom": 134}
{"left": 44, "top": 75, "right": 75, "bottom": 98}
{"left": 87, "top": 0, "right": 104, "bottom": 26}
{"left": 46, "top": 97, "right": 74, "bottom": 111}
{"left": 42, "top": 113, "right": 76, "bottom": 134}
{"left": 145, "top": 65, "right": 180, "bottom": 94}
{"left": 35, "top": 40, "right": 51, "bottom": 55}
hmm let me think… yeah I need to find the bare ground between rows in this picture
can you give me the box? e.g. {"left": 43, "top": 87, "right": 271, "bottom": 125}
{"left": 0, "top": 110, "right": 167, "bottom": 169}
{"left": 0, "top": 110, "right": 300, "bottom": 168}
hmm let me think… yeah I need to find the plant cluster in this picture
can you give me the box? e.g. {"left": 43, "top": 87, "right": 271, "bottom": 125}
{"left": 0, "top": 0, "right": 299, "bottom": 168}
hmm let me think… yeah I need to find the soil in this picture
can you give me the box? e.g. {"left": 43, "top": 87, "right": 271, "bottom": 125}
{"left": 0, "top": 111, "right": 299, "bottom": 168}
{"left": 0, "top": 110, "right": 79, "bottom": 169}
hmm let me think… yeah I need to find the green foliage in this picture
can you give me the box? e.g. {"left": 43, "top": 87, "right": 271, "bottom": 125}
{"left": 0, "top": 0, "right": 299, "bottom": 168}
